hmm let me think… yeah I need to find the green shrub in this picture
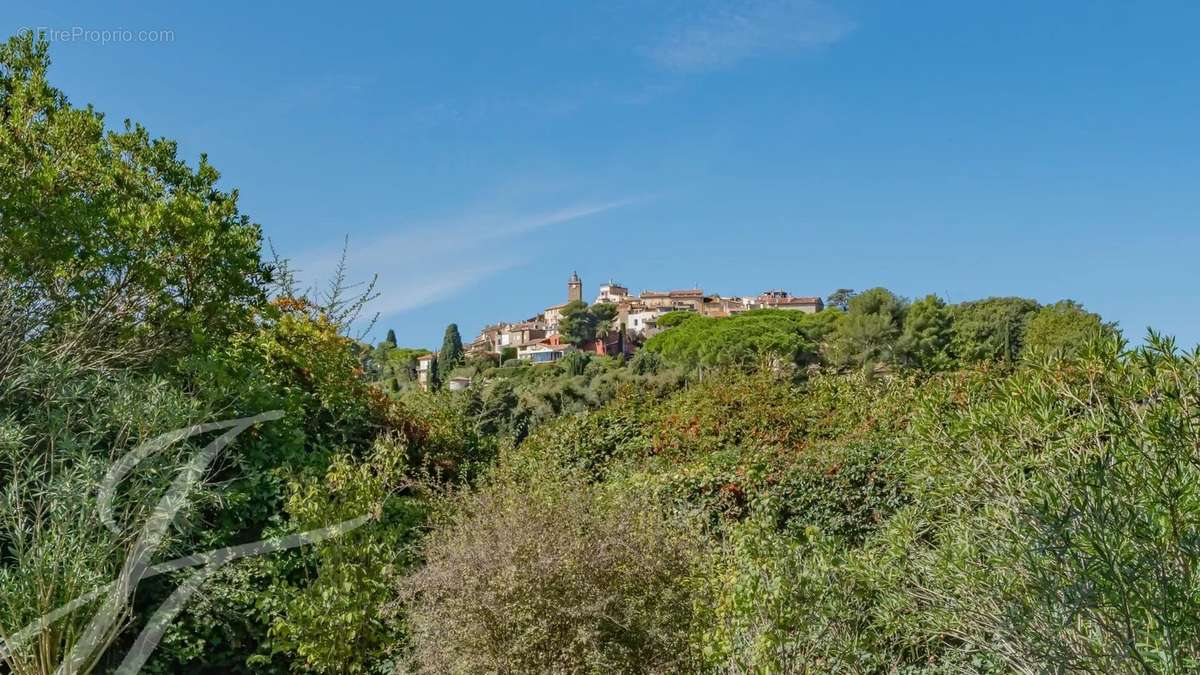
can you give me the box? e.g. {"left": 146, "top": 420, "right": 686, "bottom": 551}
{"left": 644, "top": 309, "right": 838, "bottom": 372}
{"left": 654, "top": 310, "right": 696, "bottom": 329}
{"left": 0, "top": 352, "right": 213, "bottom": 675}
{"left": 1020, "top": 299, "right": 1117, "bottom": 359}
{"left": 628, "top": 350, "right": 663, "bottom": 375}
{"left": 265, "top": 437, "right": 426, "bottom": 673}
{"left": 400, "top": 479, "right": 705, "bottom": 674}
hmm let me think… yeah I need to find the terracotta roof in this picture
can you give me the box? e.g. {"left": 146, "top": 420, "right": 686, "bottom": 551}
{"left": 510, "top": 321, "right": 544, "bottom": 330}
{"left": 641, "top": 289, "right": 703, "bottom": 298}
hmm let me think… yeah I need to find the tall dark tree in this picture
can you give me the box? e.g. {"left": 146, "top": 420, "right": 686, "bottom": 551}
{"left": 591, "top": 303, "right": 619, "bottom": 341}
{"left": 440, "top": 323, "right": 464, "bottom": 370}
{"left": 428, "top": 355, "right": 441, "bottom": 390}
{"left": 385, "top": 328, "right": 397, "bottom": 346}
{"left": 558, "top": 300, "right": 597, "bottom": 346}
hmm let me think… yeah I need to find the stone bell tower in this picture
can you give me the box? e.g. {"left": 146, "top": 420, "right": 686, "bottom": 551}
{"left": 567, "top": 271, "right": 582, "bottom": 303}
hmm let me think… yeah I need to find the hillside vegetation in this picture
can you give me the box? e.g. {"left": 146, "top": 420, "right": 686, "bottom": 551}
{"left": 2, "top": 33, "right": 1198, "bottom": 675}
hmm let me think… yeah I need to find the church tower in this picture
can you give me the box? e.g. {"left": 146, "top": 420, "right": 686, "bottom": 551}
{"left": 567, "top": 271, "right": 582, "bottom": 303}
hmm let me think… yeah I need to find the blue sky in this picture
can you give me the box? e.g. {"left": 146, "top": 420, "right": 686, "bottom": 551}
{"left": 7, "top": 2, "right": 1199, "bottom": 348}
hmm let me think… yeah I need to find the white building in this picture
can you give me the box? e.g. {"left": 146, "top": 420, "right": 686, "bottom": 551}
{"left": 627, "top": 306, "right": 688, "bottom": 338}
{"left": 415, "top": 353, "right": 436, "bottom": 390}
{"left": 517, "top": 340, "right": 576, "bottom": 364}
{"left": 595, "top": 280, "right": 630, "bottom": 304}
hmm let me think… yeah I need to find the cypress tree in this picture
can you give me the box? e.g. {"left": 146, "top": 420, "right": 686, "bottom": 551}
{"left": 385, "top": 328, "right": 397, "bottom": 346}
{"left": 428, "top": 356, "right": 441, "bottom": 390}
{"left": 440, "top": 323, "right": 464, "bottom": 370}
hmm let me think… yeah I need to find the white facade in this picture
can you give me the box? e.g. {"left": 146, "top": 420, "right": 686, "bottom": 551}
{"left": 595, "top": 281, "right": 630, "bottom": 304}
{"left": 518, "top": 342, "right": 575, "bottom": 364}
{"left": 627, "top": 306, "right": 686, "bottom": 337}
{"left": 543, "top": 304, "right": 567, "bottom": 330}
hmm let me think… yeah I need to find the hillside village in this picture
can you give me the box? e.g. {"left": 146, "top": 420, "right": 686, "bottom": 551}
{"left": 413, "top": 272, "right": 823, "bottom": 387}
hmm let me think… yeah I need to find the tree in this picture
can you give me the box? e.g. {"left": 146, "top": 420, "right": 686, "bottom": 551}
{"left": 385, "top": 328, "right": 397, "bottom": 346}
{"left": 591, "top": 302, "right": 619, "bottom": 340}
{"left": 560, "top": 351, "right": 591, "bottom": 376}
{"left": 475, "top": 379, "right": 521, "bottom": 437}
{"left": 0, "top": 32, "right": 269, "bottom": 364}
{"left": 830, "top": 288, "right": 907, "bottom": 370}
{"left": 500, "top": 346, "right": 517, "bottom": 363}
{"left": 559, "top": 300, "right": 598, "bottom": 346}
{"left": 629, "top": 350, "right": 664, "bottom": 375}
{"left": 898, "top": 294, "right": 954, "bottom": 370}
{"left": 440, "top": 323, "right": 464, "bottom": 370}
{"left": 951, "top": 297, "right": 1040, "bottom": 364}
{"left": 826, "top": 289, "right": 857, "bottom": 312}
{"left": 402, "top": 353, "right": 419, "bottom": 383}
{"left": 656, "top": 310, "right": 697, "bottom": 329}
{"left": 645, "top": 309, "right": 836, "bottom": 371}
{"left": 428, "top": 355, "right": 441, "bottom": 390}
{"left": 1022, "top": 300, "right": 1116, "bottom": 359}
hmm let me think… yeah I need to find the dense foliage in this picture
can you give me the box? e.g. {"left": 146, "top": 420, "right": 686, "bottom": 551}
{"left": 0, "top": 34, "right": 474, "bottom": 675}
{"left": 643, "top": 308, "right": 838, "bottom": 371}
{"left": 0, "top": 32, "right": 269, "bottom": 367}
{"left": 559, "top": 300, "right": 619, "bottom": 346}
{"left": 401, "top": 478, "right": 704, "bottom": 673}
{"left": 4, "top": 31, "right": 1198, "bottom": 675}
{"left": 406, "top": 338, "right": 1200, "bottom": 673}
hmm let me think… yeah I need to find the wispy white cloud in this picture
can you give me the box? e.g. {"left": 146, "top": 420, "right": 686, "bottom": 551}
{"left": 368, "top": 258, "right": 528, "bottom": 316}
{"left": 288, "top": 196, "right": 638, "bottom": 317}
{"left": 484, "top": 198, "right": 643, "bottom": 239}
{"left": 650, "top": 0, "right": 854, "bottom": 72}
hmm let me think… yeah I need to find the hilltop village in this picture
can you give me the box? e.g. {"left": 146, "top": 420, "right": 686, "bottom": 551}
{"left": 411, "top": 272, "right": 823, "bottom": 387}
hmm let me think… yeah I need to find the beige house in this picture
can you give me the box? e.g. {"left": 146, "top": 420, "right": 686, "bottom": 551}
{"left": 542, "top": 303, "right": 568, "bottom": 330}
{"left": 469, "top": 322, "right": 510, "bottom": 354}
{"left": 415, "top": 353, "right": 436, "bottom": 390}
{"left": 638, "top": 289, "right": 705, "bottom": 312}
{"left": 504, "top": 321, "right": 548, "bottom": 350}
{"left": 703, "top": 295, "right": 751, "bottom": 317}
{"left": 595, "top": 280, "right": 629, "bottom": 304}
{"left": 755, "top": 290, "right": 824, "bottom": 313}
